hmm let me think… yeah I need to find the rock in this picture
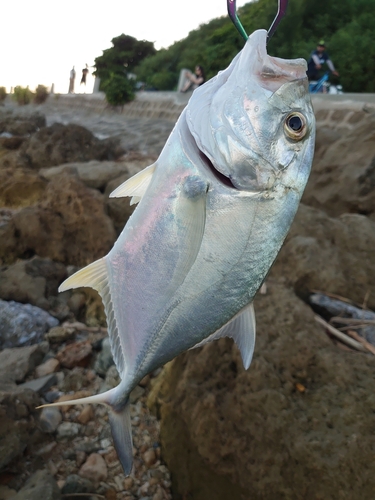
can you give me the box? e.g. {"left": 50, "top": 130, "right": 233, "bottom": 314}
{"left": 0, "top": 485, "right": 17, "bottom": 499}
{"left": 18, "top": 373, "right": 57, "bottom": 394}
{"left": 35, "top": 358, "right": 60, "bottom": 377}
{"left": 94, "top": 337, "right": 114, "bottom": 375}
{"left": 18, "top": 122, "right": 124, "bottom": 169}
{"left": 45, "top": 326, "right": 75, "bottom": 343}
{"left": 0, "top": 168, "right": 47, "bottom": 208}
{"left": 79, "top": 453, "right": 108, "bottom": 485}
{"left": 40, "top": 159, "right": 130, "bottom": 191}
{"left": 148, "top": 205, "right": 375, "bottom": 500}
{"left": 57, "top": 341, "right": 92, "bottom": 369}
{"left": 9, "top": 174, "right": 116, "bottom": 266}
{"left": 10, "top": 469, "right": 61, "bottom": 500}
{"left": 39, "top": 406, "right": 63, "bottom": 433}
{"left": 105, "top": 173, "right": 137, "bottom": 234}
{"left": 143, "top": 448, "right": 157, "bottom": 467}
{"left": 61, "top": 474, "right": 95, "bottom": 496}
{"left": 302, "top": 109, "right": 375, "bottom": 218}
{"left": 77, "top": 405, "right": 94, "bottom": 425}
{"left": 0, "top": 110, "right": 46, "bottom": 136}
{"left": 0, "top": 343, "right": 48, "bottom": 383}
{"left": 0, "top": 299, "right": 59, "bottom": 349}
{"left": 0, "top": 257, "right": 68, "bottom": 314}
{"left": 0, "top": 388, "right": 41, "bottom": 469}
{"left": 57, "top": 422, "right": 82, "bottom": 439}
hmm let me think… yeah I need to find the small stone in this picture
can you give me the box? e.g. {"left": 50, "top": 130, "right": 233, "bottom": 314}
{"left": 123, "top": 476, "right": 134, "bottom": 490}
{"left": 105, "top": 489, "right": 117, "bottom": 500}
{"left": 94, "top": 337, "right": 114, "bottom": 375}
{"left": 46, "top": 326, "right": 75, "bottom": 343}
{"left": 57, "top": 421, "right": 82, "bottom": 439}
{"left": 139, "top": 374, "right": 150, "bottom": 387}
{"left": 76, "top": 450, "right": 86, "bottom": 468}
{"left": 152, "top": 488, "right": 164, "bottom": 500}
{"left": 35, "top": 358, "right": 60, "bottom": 378}
{"left": 129, "top": 385, "right": 145, "bottom": 403}
{"left": 18, "top": 373, "right": 57, "bottom": 394}
{"left": 104, "top": 448, "right": 118, "bottom": 467}
{"left": 39, "top": 406, "right": 62, "bottom": 433}
{"left": 77, "top": 405, "right": 94, "bottom": 424}
{"left": 10, "top": 469, "right": 61, "bottom": 500}
{"left": 143, "top": 448, "right": 157, "bottom": 467}
{"left": 0, "top": 485, "right": 17, "bottom": 499}
{"left": 57, "top": 340, "right": 92, "bottom": 369}
{"left": 79, "top": 453, "right": 108, "bottom": 485}
{"left": 61, "top": 474, "right": 95, "bottom": 495}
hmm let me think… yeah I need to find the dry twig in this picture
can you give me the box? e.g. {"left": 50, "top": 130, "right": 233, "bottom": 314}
{"left": 314, "top": 315, "right": 368, "bottom": 353}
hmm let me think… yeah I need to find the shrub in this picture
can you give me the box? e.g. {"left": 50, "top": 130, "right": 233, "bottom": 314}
{"left": 0, "top": 87, "right": 6, "bottom": 102}
{"left": 12, "top": 86, "right": 34, "bottom": 105}
{"left": 102, "top": 73, "right": 135, "bottom": 107}
{"left": 34, "top": 84, "right": 48, "bottom": 104}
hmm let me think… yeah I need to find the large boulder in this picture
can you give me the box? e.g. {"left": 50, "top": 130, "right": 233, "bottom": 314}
{"left": 18, "top": 122, "right": 124, "bottom": 169}
{"left": 0, "top": 110, "right": 46, "bottom": 135}
{"left": 148, "top": 204, "right": 375, "bottom": 500}
{"left": 0, "top": 168, "right": 48, "bottom": 207}
{"left": 302, "top": 107, "right": 375, "bottom": 219}
{"left": 1, "top": 174, "right": 116, "bottom": 266}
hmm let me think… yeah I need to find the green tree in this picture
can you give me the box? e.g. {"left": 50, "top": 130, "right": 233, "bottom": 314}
{"left": 94, "top": 34, "right": 156, "bottom": 88}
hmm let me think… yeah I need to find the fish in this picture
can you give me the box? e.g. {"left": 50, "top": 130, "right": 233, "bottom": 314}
{"left": 39, "top": 28, "right": 315, "bottom": 475}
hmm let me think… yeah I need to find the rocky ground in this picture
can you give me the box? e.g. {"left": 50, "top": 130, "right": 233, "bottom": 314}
{"left": 0, "top": 98, "right": 176, "bottom": 500}
{"left": 1, "top": 94, "right": 375, "bottom": 500}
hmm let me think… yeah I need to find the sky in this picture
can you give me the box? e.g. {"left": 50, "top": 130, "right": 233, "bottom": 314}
{"left": 1, "top": 0, "right": 249, "bottom": 94}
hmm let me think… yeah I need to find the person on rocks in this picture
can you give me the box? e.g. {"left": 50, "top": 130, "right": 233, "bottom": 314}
{"left": 180, "top": 65, "right": 205, "bottom": 93}
{"left": 306, "top": 40, "right": 339, "bottom": 82}
{"left": 69, "top": 66, "right": 76, "bottom": 94}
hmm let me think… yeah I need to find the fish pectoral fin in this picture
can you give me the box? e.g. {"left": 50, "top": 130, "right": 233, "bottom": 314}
{"left": 108, "top": 401, "right": 133, "bottom": 475}
{"left": 58, "top": 258, "right": 107, "bottom": 293}
{"left": 190, "top": 302, "right": 256, "bottom": 370}
{"left": 109, "top": 163, "right": 156, "bottom": 204}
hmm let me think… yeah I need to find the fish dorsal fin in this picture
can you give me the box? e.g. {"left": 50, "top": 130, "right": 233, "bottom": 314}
{"left": 190, "top": 302, "right": 256, "bottom": 370}
{"left": 59, "top": 259, "right": 126, "bottom": 375}
{"left": 109, "top": 163, "right": 156, "bottom": 205}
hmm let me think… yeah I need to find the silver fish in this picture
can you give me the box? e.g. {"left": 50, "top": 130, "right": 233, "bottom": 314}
{"left": 40, "top": 29, "right": 315, "bottom": 474}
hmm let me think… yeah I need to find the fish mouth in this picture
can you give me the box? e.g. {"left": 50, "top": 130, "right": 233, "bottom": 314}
{"left": 197, "top": 146, "right": 238, "bottom": 190}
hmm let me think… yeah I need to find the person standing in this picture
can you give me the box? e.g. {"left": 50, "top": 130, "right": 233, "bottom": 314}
{"left": 69, "top": 66, "right": 76, "bottom": 94}
{"left": 80, "top": 64, "right": 89, "bottom": 86}
{"left": 307, "top": 40, "right": 339, "bottom": 81}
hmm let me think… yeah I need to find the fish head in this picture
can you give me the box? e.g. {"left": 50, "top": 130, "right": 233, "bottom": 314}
{"left": 186, "top": 29, "right": 315, "bottom": 195}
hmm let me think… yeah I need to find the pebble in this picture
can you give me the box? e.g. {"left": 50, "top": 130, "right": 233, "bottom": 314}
{"left": 18, "top": 373, "right": 57, "bottom": 394}
{"left": 39, "top": 406, "right": 62, "bottom": 433}
{"left": 35, "top": 358, "right": 60, "bottom": 378}
{"left": 57, "top": 340, "right": 93, "bottom": 368}
{"left": 77, "top": 405, "right": 94, "bottom": 424}
{"left": 79, "top": 452, "right": 108, "bottom": 485}
{"left": 143, "top": 448, "right": 157, "bottom": 467}
{"left": 46, "top": 325, "right": 75, "bottom": 343}
{"left": 61, "top": 474, "right": 95, "bottom": 495}
{"left": 57, "top": 421, "right": 82, "bottom": 439}
{"left": 94, "top": 337, "right": 115, "bottom": 375}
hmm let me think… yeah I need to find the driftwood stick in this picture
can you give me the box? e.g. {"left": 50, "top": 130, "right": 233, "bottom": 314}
{"left": 345, "top": 329, "right": 375, "bottom": 356}
{"left": 330, "top": 317, "right": 375, "bottom": 326}
{"left": 314, "top": 315, "right": 368, "bottom": 352}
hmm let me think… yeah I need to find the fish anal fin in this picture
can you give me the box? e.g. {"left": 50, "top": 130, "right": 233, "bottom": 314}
{"left": 110, "top": 163, "right": 156, "bottom": 201}
{"left": 191, "top": 302, "right": 256, "bottom": 370}
{"left": 59, "top": 258, "right": 107, "bottom": 293}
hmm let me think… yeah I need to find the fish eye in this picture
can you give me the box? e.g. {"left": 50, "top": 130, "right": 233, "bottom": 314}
{"left": 284, "top": 112, "right": 307, "bottom": 141}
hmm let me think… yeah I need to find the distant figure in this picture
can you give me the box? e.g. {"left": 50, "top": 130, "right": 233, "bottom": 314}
{"left": 180, "top": 65, "right": 205, "bottom": 93}
{"left": 306, "top": 40, "right": 339, "bottom": 81}
{"left": 81, "top": 64, "right": 89, "bottom": 86}
{"left": 69, "top": 66, "right": 76, "bottom": 94}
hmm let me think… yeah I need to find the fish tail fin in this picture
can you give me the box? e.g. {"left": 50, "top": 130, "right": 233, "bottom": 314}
{"left": 37, "top": 386, "right": 134, "bottom": 475}
{"left": 36, "top": 387, "right": 117, "bottom": 409}
{"left": 108, "top": 399, "right": 133, "bottom": 475}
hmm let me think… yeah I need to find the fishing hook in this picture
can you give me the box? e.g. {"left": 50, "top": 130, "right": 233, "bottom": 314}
{"left": 227, "top": 0, "right": 289, "bottom": 42}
